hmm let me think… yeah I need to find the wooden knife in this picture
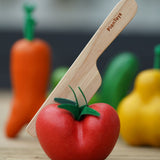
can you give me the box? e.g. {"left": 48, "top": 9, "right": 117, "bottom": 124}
{"left": 26, "top": 0, "right": 137, "bottom": 137}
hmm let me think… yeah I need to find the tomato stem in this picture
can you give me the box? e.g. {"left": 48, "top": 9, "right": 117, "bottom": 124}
{"left": 23, "top": 4, "right": 35, "bottom": 41}
{"left": 78, "top": 87, "right": 88, "bottom": 106}
{"left": 54, "top": 86, "right": 100, "bottom": 121}
{"left": 69, "top": 85, "right": 79, "bottom": 107}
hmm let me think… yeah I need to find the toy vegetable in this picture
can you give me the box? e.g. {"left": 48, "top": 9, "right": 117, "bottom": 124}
{"left": 5, "top": 4, "right": 51, "bottom": 138}
{"left": 49, "top": 66, "right": 68, "bottom": 91}
{"left": 89, "top": 52, "right": 139, "bottom": 109}
{"left": 118, "top": 45, "right": 160, "bottom": 146}
{"left": 36, "top": 86, "right": 120, "bottom": 160}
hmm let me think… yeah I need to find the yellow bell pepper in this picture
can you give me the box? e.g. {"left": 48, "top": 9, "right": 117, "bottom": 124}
{"left": 118, "top": 45, "right": 160, "bottom": 147}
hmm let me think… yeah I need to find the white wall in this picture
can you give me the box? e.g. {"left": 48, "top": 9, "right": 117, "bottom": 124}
{"left": 0, "top": 0, "right": 160, "bottom": 35}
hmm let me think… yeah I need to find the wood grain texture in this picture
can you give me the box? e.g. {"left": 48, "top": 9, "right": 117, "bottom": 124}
{"left": 27, "top": 0, "right": 138, "bottom": 137}
{"left": 1, "top": 91, "right": 160, "bottom": 160}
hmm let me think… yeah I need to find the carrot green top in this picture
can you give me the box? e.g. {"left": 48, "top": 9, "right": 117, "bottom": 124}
{"left": 23, "top": 4, "right": 36, "bottom": 41}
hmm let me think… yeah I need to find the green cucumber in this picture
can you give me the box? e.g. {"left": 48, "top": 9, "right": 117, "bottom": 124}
{"left": 101, "top": 52, "right": 139, "bottom": 109}
{"left": 89, "top": 52, "right": 139, "bottom": 109}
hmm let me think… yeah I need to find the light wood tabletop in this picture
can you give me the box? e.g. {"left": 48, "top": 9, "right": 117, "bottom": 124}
{"left": 0, "top": 90, "right": 160, "bottom": 160}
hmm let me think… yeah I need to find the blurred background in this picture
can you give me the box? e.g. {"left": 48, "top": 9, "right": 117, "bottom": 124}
{"left": 1, "top": 0, "right": 160, "bottom": 88}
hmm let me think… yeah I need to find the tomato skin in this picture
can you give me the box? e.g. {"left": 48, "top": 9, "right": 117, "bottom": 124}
{"left": 36, "top": 103, "right": 120, "bottom": 160}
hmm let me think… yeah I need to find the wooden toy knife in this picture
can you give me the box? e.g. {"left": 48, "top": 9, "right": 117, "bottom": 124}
{"left": 27, "top": 0, "right": 137, "bottom": 137}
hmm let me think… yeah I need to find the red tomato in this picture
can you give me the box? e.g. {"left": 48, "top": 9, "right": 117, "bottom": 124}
{"left": 36, "top": 103, "right": 120, "bottom": 160}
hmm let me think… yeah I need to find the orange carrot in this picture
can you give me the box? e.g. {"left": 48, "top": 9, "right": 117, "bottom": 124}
{"left": 5, "top": 4, "right": 52, "bottom": 137}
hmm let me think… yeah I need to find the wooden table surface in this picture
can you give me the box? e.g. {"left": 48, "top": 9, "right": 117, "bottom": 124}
{"left": 0, "top": 90, "right": 160, "bottom": 160}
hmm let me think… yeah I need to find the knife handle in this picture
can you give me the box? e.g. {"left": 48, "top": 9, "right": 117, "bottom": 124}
{"left": 79, "top": 0, "right": 137, "bottom": 62}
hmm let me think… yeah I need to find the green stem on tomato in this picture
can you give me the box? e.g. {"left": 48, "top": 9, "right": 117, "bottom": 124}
{"left": 23, "top": 4, "right": 35, "bottom": 41}
{"left": 154, "top": 44, "right": 160, "bottom": 69}
{"left": 78, "top": 87, "right": 88, "bottom": 106}
{"left": 69, "top": 85, "right": 79, "bottom": 107}
{"left": 54, "top": 86, "right": 100, "bottom": 121}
